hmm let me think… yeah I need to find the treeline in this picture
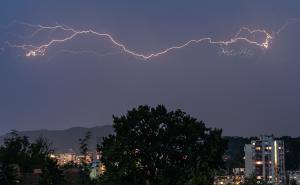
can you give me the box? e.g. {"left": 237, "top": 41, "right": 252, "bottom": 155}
{"left": 1, "top": 105, "right": 299, "bottom": 185}
{"left": 0, "top": 105, "right": 227, "bottom": 185}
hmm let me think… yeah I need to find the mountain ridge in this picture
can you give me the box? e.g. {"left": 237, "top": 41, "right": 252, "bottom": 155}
{"left": 0, "top": 125, "right": 114, "bottom": 153}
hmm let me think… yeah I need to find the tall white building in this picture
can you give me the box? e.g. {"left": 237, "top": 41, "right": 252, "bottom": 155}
{"left": 244, "top": 135, "right": 286, "bottom": 185}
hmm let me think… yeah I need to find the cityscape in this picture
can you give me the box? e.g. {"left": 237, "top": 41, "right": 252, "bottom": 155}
{"left": 1, "top": 1, "right": 300, "bottom": 185}
{"left": 47, "top": 135, "right": 300, "bottom": 185}
{"left": 2, "top": 127, "right": 300, "bottom": 185}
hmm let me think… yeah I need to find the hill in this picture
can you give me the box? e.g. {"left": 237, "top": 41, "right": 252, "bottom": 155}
{"left": 0, "top": 125, "right": 114, "bottom": 153}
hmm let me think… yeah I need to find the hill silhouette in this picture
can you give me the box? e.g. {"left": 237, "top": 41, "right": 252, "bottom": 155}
{"left": 0, "top": 125, "right": 114, "bottom": 153}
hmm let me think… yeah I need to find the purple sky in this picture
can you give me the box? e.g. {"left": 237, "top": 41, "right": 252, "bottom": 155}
{"left": 0, "top": 0, "right": 300, "bottom": 136}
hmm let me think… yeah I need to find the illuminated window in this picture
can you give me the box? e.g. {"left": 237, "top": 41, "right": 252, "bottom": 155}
{"left": 255, "top": 161, "right": 263, "bottom": 165}
{"left": 265, "top": 146, "right": 272, "bottom": 150}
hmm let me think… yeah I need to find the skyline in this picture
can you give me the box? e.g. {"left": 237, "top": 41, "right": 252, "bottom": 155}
{"left": 1, "top": 1, "right": 300, "bottom": 136}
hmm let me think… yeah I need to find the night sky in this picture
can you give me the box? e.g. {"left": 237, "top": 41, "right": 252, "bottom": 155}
{"left": 0, "top": 0, "right": 300, "bottom": 136}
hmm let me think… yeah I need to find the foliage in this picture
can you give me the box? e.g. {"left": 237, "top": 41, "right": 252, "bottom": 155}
{"left": 39, "top": 158, "right": 66, "bottom": 185}
{"left": 0, "top": 131, "right": 65, "bottom": 185}
{"left": 0, "top": 163, "right": 21, "bottom": 185}
{"left": 282, "top": 136, "right": 300, "bottom": 170}
{"left": 241, "top": 175, "right": 271, "bottom": 185}
{"left": 79, "top": 131, "right": 92, "bottom": 157}
{"left": 224, "top": 137, "right": 251, "bottom": 171}
{"left": 99, "top": 105, "right": 227, "bottom": 185}
{"left": 290, "top": 179, "right": 298, "bottom": 185}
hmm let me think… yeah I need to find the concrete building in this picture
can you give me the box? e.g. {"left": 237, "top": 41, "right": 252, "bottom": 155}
{"left": 244, "top": 135, "right": 286, "bottom": 185}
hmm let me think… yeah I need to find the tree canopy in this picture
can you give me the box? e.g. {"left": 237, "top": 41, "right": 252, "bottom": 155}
{"left": 100, "top": 105, "right": 227, "bottom": 185}
{"left": 0, "top": 131, "right": 65, "bottom": 185}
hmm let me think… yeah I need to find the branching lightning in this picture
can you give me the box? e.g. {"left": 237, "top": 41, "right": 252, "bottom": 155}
{"left": 3, "top": 19, "right": 300, "bottom": 60}
{"left": 276, "top": 18, "right": 300, "bottom": 35}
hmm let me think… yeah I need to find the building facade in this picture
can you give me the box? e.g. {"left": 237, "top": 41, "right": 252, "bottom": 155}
{"left": 244, "top": 135, "right": 286, "bottom": 185}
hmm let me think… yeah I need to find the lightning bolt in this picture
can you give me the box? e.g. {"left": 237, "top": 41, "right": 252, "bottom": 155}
{"left": 276, "top": 18, "right": 300, "bottom": 35}
{"left": 4, "top": 19, "right": 300, "bottom": 60}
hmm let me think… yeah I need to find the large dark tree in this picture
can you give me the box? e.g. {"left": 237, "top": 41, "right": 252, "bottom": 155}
{"left": 0, "top": 131, "right": 65, "bottom": 185}
{"left": 99, "top": 105, "right": 227, "bottom": 185}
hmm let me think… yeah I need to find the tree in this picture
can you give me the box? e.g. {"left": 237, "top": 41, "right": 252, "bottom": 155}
{"left": 79, "top": 131, "right": 92, "bottom": 158}
{"left": 290, "top": 179, "right": 298, "bottom": 185}
{"left": 99, "top": 105, "right": 227, "bottom": 185}
{"left": 39, "top": 158, "right": 66, "bottom": 185}
{"left": 0, "top": 131, "right": 65, "bottom": 185}
{"left": 78, "top": 131, "right": 95, "bottom": 185}
{"left": 282, "top": 136, "right": 300, "bottom": 170}
{"left": 0, "top": 131, "right": 30, "bottom": 185}
{"left": 241, "top": 175, "right": 271, "bottom": 185}
{"left": 79, "top": 131, "right": 92, "bottom": 165}
{"left": 241, "top": 176, "right": 257, "bottom": 185}
{"left": 0, "top": 163, "right": 21, "bottom": 185}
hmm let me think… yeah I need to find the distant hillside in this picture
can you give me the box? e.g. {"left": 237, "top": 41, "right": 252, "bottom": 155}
{"left": 0, "top": 125, "right": 114, "bottom": 153}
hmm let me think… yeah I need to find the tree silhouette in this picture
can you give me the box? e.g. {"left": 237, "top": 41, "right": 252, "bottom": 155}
{"left": 0, "top": 131, "right": 65, "bottom": 185}
{"left": 78, "top": 131, "right": 95, "bottom": 185}
{"left": 241, "top": 175, "right": 271, "bottom": 185}
{"left": 79, "top": 131, "right": 91, "bottom": 157}
{"left": 99, "top": 105, "right": 227, "bottom": 185}
{"left": 290, "top": 179, "right": 297, "bottom": 185}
